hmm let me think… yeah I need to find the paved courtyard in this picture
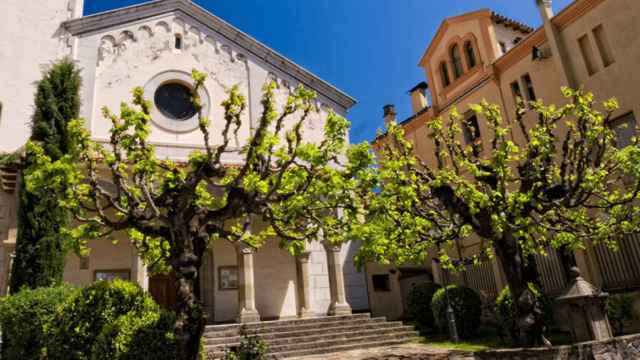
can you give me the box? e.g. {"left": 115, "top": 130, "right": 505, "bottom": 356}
{"left": 288, "top": 343, "right": 473, "bottom": 360}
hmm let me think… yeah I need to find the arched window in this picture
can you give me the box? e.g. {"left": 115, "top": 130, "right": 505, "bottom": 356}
{"left": 464, "top": 41, "right": 477, "bottom": 69}
{"left": 440, "top": 62, "right": 451, "bottom": 88}
{"left": 451, "top": 45, "right": 464, "bottom": 79}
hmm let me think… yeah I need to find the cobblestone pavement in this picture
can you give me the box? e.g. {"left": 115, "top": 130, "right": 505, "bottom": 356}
{"left": 287, "top": 343, "right": 473, "bottom": 360}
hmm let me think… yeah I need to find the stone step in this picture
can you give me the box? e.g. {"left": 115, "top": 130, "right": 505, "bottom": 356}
{"left": 206, "top": 330, "right": 417, "bottom": 357}
{"left": 204, "top": 314, "right": 371, "bottom": 335}
{"left": 204, "top": 321, "right": 407, "bottom": 346}
{"left": 267, "top": 337, "right": 421, "bottom": 359}
{"left": 204, "top": 317, "right": 386, "bottom": 340}
{"left": 206, "top": 325, "right": 417, "bottom": 349}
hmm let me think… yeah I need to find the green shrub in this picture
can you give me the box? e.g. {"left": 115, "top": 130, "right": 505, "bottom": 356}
{"left": 0, "top": 285, "right": 76, "bottom": 360}
{"left": 495, "top": 284, "right": 554, "bottom": 342}
{"left": 223, "top": 328, "right": 268, "bottom": 360}
{"left": 431, "top": 285, "right": 482, "bottom": 339}
{"left": 93, "top": 308, "right": 177, "bottom": 360}
{"left": 46, "top": 279, "right": 158, "bottom": 360}
{"left": 407, "top": 282, "right": 441, "bottom": 331}
{"left": 607, "top": 293, "right": 635, "bottom": 336}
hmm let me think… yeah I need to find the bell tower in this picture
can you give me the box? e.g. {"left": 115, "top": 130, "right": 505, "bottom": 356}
{"left": 0, "top": 0, "right": 84, "bottom": 152}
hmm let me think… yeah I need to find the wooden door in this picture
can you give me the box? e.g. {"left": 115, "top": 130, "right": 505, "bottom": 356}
{"left": 149, "top": 272, "right": 177, "bottom": 310}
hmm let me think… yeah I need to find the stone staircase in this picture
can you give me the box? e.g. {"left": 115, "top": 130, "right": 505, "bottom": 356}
{"left": 204, "top": 313, "right": 419, "bottom": 359}
{"left": 0, "top": 166, "right": 18, "bottom": 193}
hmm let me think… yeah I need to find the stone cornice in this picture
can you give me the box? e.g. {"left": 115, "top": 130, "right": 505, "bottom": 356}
{"left": 61, "top": 0, "right": 356, "bottom": 110}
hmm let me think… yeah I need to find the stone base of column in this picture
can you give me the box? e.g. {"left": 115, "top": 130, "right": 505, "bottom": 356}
{"left": 298, "top": 307, "right": 315, "bottom": 319}
{"left": 328, "top": 302, "right": 352, "bottom": 316}
{"left": 237, "top": 308, "right": 261, "bottom": 324}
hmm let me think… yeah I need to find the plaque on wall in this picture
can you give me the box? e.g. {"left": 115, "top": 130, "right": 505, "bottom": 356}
{"left": 218, "top": 266, "right": 238, "bottom": 290}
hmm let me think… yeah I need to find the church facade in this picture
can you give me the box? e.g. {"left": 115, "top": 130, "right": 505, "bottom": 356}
{"left": 0, "top": 0, "right": 370, "bottom": 323}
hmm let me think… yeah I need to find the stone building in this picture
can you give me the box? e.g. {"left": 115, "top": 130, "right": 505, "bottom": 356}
{"left": 371, "top": 0, "right": 640, "bottom": 321}
{"left": 0, "top": 0, "right": 371, "bottom": 323}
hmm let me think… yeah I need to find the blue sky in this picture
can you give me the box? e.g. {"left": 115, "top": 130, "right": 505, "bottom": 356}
{"left": 85, "top": 0, "right": 573, "bottom": 144}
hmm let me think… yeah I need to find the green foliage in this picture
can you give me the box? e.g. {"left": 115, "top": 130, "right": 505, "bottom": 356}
{"left": 46, "top": 279, "right": 160, "bottom": 360}
{"left": 606, "top": 293, "right": 635, "bottom": 336}
{"left": 0, "top": 285, "right": 77, "bottom": 360}
{"left": 93, "top": 308, "right": 177, "bottom": 360}
{"left": 10, "top": 57, "right": 81, "bottom": 292}
{"left": 431, "top": 285, "right": 482, "bottom": 339}
{"left": 359, "top": 88, "right": 640, "bottom": 343}
{"left": 223, "top": 329, "right": 268, "bottom": 360}
{"left": 25, "top": 69, "right": 374, "bottom": 359}
{"left": 495, "top": 284, "right": 554, "bottom": 342}
{"left": 407, "top": 282, "right": 441, "bottom": 331}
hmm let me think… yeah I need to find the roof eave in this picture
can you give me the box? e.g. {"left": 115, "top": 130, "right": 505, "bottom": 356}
{"left": 62, "top": 0, "right": 357, "bottom": 110}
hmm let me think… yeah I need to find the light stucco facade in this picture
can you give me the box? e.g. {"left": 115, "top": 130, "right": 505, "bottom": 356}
{"left": 371, "top": 0, "right": 640, "bottom": 321}
{"left": 0, "top": 0, "right": 370, "bottom": 323}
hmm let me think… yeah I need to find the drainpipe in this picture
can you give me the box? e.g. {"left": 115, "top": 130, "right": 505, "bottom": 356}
{"left": 535, "top": 0, "right": 576, "bottom": 88}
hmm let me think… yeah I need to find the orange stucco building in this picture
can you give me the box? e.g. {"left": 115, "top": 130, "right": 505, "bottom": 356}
{"left": 368, "top": 0, "right": 640, "bottom": 322}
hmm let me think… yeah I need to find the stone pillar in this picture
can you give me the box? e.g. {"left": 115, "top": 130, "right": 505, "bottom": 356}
{"left": 0, "top": 245, "right": 15, "bottom": 296}
{"left": 491, "top": 257, "right": 508, "bottom": 291}
{"left": 236, "top": 243, "right": 261, "bottom": 323}
{"left": 431, "top": 259, "right": 444, "bottom": 285}
{"left": 131, "top": 251, "right": 149, "bottom": 291}
{"left": 296, "top": 252, "right": 314, "bottom": 318}
{"left": 323, "top": 242, "right": 352, "bottom": 316}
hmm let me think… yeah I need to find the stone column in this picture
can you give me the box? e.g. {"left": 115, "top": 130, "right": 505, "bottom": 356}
{"left": 491, "top": 257, "right": 508, "bottom": 291}
{"left": 296, "top": 251, "right": 314, "bottom": 318}
{"left": 431, "top": 259, "right": 444, "bottom": 285}
{"left": 0, "top": 245, "right": 15, "bottom": 296}
{"left": 131, "top": 252, "right": 149, "bottom": 291}
{"left": 323, "top": 242, "right": 352, "bottom": 316}
{"left": 236, "top": 242, "right": 261, "bottom": 323}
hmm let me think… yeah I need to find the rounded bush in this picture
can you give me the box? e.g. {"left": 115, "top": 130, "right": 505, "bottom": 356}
{"left": 46, "top": 279, "right": 159, "bottom": 360}
{"left": 0, "top": 285, "right": 76, "bottom": 360}
{"left": 431, "top": 285, "right": 482, "bottom": 339}
{"left": 93, "top": 308, "right": 177, "bottom": 360}
{"left": 407, "top": 282, "right": 441, "bottom": 331}
{"left": 495, "top": 284, "right": 554, "bottom": 342}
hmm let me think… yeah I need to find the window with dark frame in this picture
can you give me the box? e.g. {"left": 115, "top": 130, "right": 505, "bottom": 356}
{"left": 464, "top": 41, "right": 477, "bottom": 69}
{"left": 510, "top": 80, "right": 523, "bottom": 104}
{"left": 610, "top": 112, "right": 636, "bottom": 149}
{"left": 463, "top": 113, "right": 482, "bottom": 157}
{"left": 440, "top": 62, "right": 451, "bottom": 88}
{"left": 372, "top": 274, "right": 391, "bottom": 292}
{"left": 499, "top": 41, "right": 508, "bottom": 55}
{"left": 522, "top": 74, "right": 537, "bottom": 102}
{"left": 451, "top": 44, "right": 464, "bottom": 79}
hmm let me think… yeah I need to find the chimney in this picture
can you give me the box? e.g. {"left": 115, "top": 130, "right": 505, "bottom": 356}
{"left": 536, "top": 0, "right": 554, "bottom": 23}
{"left": 383, "top": 105, "right": 397, "bottom": 125}
{"left": 408, "top": 82, "right": 430, "bottom": 114}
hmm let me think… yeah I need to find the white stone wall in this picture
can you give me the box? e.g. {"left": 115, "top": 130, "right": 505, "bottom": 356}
{"left": 0, "top": 0, "right": 83, "bottom": 153}
{"left": 73, "top": 13, "right": 343, "bottom": 162}
{"left": 342, "top": 241, "right": 369, "bottom": 311}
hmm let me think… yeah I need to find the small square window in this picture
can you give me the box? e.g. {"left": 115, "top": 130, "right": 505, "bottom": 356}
{"left": 372, "top": 274, "right": 391, "bottom": 292}
{"left": 94, "top": 270, "right": 130, "bottom": 282}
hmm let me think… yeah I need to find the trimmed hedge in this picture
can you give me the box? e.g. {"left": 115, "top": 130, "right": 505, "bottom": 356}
{"left": 46, "top": 279, "right": 167, "bottom": 360}
{"left": 0, "top": 285, "right": 77, "bottom": 360}
{"left": 407, "top": 282, "right": 441, "bottom": 331}
{"left": 431, "top": 285, "right": 482, "bottom": 339}
{"left": 495, "top": 284, "right": 554, "bottom": 342}
{"left": 93, "top": 308, "right": 177, "bottom": 360}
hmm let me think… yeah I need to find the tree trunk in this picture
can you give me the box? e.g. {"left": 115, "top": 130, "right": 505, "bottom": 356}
{"left": 495, "top": 234, "right": 550, "bottom": 347}
{"left": 171, "top": 237, "right": 206, "bottom": 360}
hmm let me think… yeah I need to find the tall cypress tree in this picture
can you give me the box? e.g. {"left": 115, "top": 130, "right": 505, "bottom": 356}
{"left": 9, "top": 58, "right": 81, "bottom": 291}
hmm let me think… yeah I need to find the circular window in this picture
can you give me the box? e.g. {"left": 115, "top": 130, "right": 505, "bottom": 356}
{"left": 154, "top": 83, "right": 197, "bottom": 121}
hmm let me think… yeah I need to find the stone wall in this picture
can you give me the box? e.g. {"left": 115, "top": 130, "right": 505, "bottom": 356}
{"left": 474, "top": 334, "right": 640, "bottom": 360}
